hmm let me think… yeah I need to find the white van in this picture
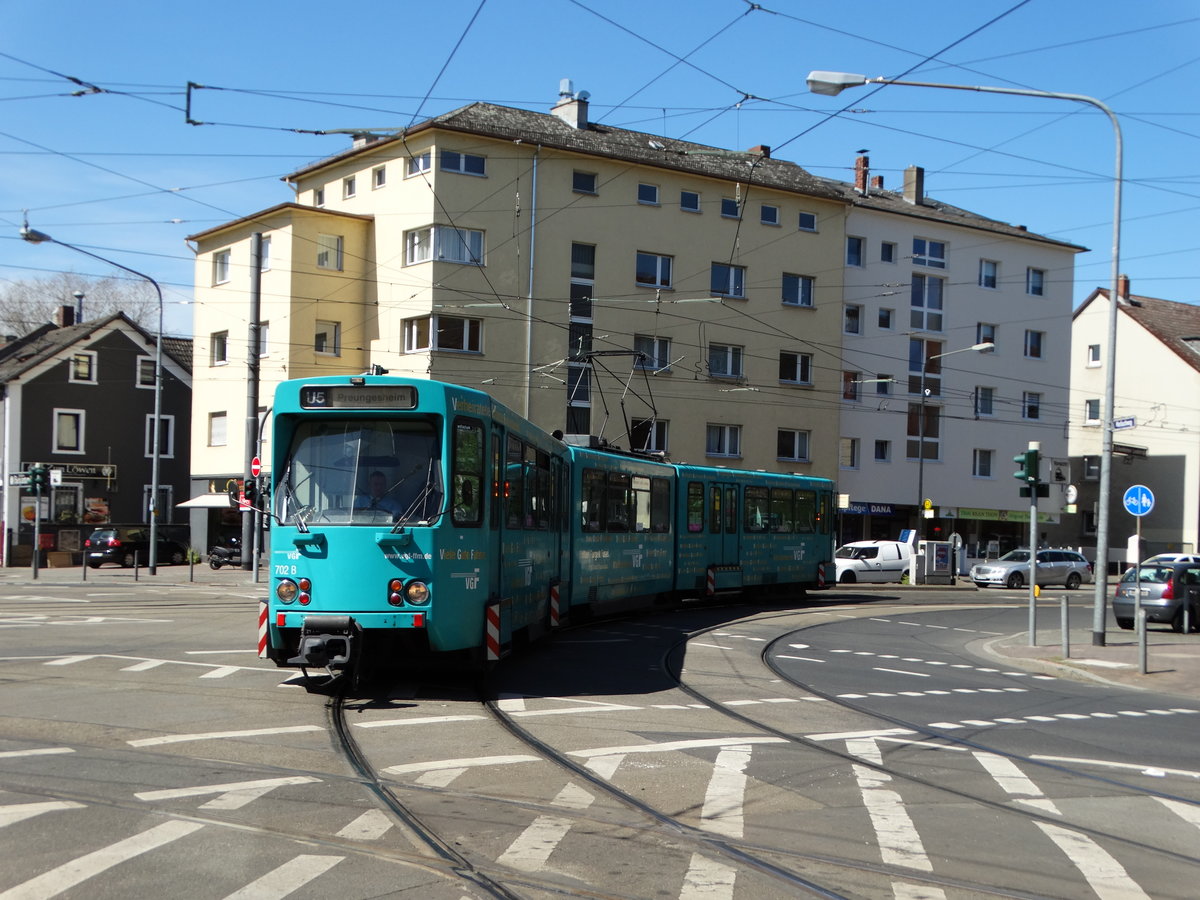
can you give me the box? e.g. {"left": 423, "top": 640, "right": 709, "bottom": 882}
{"left": 835, "top": 540, "right": 913, "bottom": 584}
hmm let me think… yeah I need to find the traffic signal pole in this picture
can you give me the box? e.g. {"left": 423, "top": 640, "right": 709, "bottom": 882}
{"left": 1013, "top": 443, "right": 1041, "bottom": 645}
{"left": 30, "top": 467, "right": 42, "bottom": 581}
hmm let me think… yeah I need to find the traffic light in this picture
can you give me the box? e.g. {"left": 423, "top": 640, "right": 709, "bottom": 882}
{"left": 29, "top": 466, "right": 49, "bottom": 492}
{"left": 1012, "top": 448, "right": 1039, "bottom": 484}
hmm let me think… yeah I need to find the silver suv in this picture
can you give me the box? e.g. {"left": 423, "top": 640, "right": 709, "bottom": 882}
{"left": 970, "top": 549, "right": 1093, "bottom": 590}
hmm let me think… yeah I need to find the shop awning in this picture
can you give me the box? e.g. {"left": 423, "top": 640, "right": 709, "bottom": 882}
{"left": 177, "top": 493, "right": 234, "bottom": 509}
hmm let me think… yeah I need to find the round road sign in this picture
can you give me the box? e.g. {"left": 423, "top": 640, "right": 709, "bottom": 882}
{"left": 250, "top": 457, "right": 262, "bottom": 478}
{"left": 1122, "top": 484, "right": 1154, "bottom": 517}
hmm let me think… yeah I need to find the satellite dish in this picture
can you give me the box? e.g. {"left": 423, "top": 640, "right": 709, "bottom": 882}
{"left": 577, "top": 90, "right": 590, "bottom": 101}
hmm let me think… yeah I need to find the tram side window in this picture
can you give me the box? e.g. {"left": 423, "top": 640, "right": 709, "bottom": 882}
{"left": 770, "top": 488, "right": 792, "bottom": 533}
{"left": 451, "top": 419, "right": 484, "bottom": 526}
{"left": 651, "top": 478, "right": 671, "bottom": 533}
{"left": 582, "top": 468, "right": 606, "bottom": 532}
{"left": 534, "top": 448, "right": 551, "bottom": 529}
{"left": 607, "top": 472, "right": 632, "bottom": 532}
{"left": 506, "top": 435, "right": 524, "bottom": 529}
{"left": 710, "top": 486, "right": 722, "bottom": 534}
{"left": 795, "top": 490, "right": 816, "bottom": 533}
{"left": 724, "top": 487, "right": 738, "bottom": 533}
{"left": 625, "top": 476, "right": 652, "bottom": 533}
{"left": 523, "top": 444, "right": 538, "bottom": 528}
{"left": 687, "top": 482, "right": 704, "bottom": 532}
{"left": 745, "top": 486, "right": 769, "bottom": 533}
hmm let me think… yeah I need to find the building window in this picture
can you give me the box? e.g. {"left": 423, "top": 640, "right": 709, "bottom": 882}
{"left": 846, "top": 235, "right": 864, "bottom": 267}
{"left": 777, "top": 429, "right": 810, "bottom": 462}
{"left": 210, "top": 331, "right": 228, "bottom": 366}
{"left": 708, "top": 343, "right": 743, "bottom": 378}
{"left": 54, "top": 409, "right": 84, "bottom": 453}
{"left": 316, "top": 233, "right": 343, "bottom": 270}
{"left": 1084, "top": 398, "right": 1101, "bottom": 424}
{"left": 631, "top": 418, "right": 668, "bottom": 453}
{"left": 878, "top": 308, "right": 894, "bottom": 330}
{"left": 1024, "top": 329, "right": 1044, "bottom": 359}
{"left": 881, "top": 241, "right": 897, "bottom": 263}
{"left": 973, "top": 449, "right": 993, "bottom": 478}
{"left": 213, "top": 249, "right": 231, "bottom": 285}
{"left": 782, "top": 273, "right": 814, "bottom": 307}
{"left": 635, "top": 252, "right": 672, "bottom": 288}
{"left": 572, "top": 171, "right": 597, "bottom": 194}
{"left": 844, "top": 304, "right": 862, "bottom": 335}
{"left": 1023, "top": 391, "right": 1041, "bottom": 420}
{"left": 136, "top": 356, "right": 155, "bottom": 388}
{"left": 710, "top": 263, "right": 745, "bottom": 298}
{"left": 208, "top": 411, "right": 227, "bottom": 447}
{"left": 913, "top": 237, "right": 946, "bottom": 268}
{"left": 1027, "top": 267, "right": 1045, "bottom": 296}
{"left": 145, "top": 414, "right": 175, "bottom": 459}
{"left": 1083, "top": 455, "right": 1100, "bottom": 481}
{"left": 875, "top": 375, "right": 892, "bottom": 395}
{"left": 404, "top": 315, "right": 482, "bottom": 353}
{"left": 706, "top": 424, "right": 741, "bottom": 457}
{"left": 637, "top": 183, "right": 659, "bottom": 205}
{"left": 975, "top": 386, "right": 995, "bottom": 417}
{"left": 911, "top": 275, "right": 944, "bottom": 332}
{"left": 342, "top": 175, "right": 356, "bottom": 198}
{"left": 798, "top": 211, "right": 817, "bottom": 232}
{"left": 874, "top": 440, "right": 891, "bottom": 462}
{"left": 906, "top": 402, "right": 940, "bottom": 461}
{"left": 779, "top": 351, "right": 812, "bottom": 385}
{"left": 634, "top": 335, "right": 670, "bottom": 371}
{"left": 839, "top": 437, "right": 860, "bottom": 469}
{"left": 760, "top": 204, "right": 780, "bottom": 225}
{"left": 313, "top": 187, "right": 325, "bottom": 206}
{"left": 680, "top": 190, "right": 701, "bottom": 212}
{"left": 315, "top": 320, "right": 341, "bottom": 356}
{"left": 842, "top": 371, "right": 862, "bottom": 401}
{"left": 977, "top": 322, "right": 996, "bottom": 345}
{"left": 69, "top": 351, "right": 97, "bottom": 384}
{"left": 372, "top": 166, "right": 386, "bottom": 189}
{"left": 909, "top": 338, "right": 943, "bottom": 396}
{"left": 406, "top": 152, "right": 431, "bottom": 176}
{"left": 259, "top": 236, "right": 271, "bottom": 271}
{"left": 720, "top": 197, "right": 740, "bottom": 218}
{"left": 1087, "top": 343, "right": 1101, "bottom": 366}
{"left": 406, "top": 226, "right": 484, "bottom": 265}
{"left": 979, "top": 259, "right": 998, "bottom": 289}
{"left": 440, "top": 150, "right": 486, "bottom": 175}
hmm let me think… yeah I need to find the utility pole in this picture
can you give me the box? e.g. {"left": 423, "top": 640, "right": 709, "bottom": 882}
{"left": 242, "top": 234, "right": 263, "bottom": 571}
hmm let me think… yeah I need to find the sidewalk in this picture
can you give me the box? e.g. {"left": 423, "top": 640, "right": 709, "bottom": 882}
{"left": 0, "top": 562, "right": 267, "bottom": 589}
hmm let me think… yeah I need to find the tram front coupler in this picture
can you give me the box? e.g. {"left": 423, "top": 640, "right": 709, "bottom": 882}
{"left": 288, "top": 615, "right": 361, "bottom": 677}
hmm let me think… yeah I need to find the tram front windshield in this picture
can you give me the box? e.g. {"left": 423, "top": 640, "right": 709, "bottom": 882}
{"left": 277, "top": 419, "right": 443, "bottom": 526}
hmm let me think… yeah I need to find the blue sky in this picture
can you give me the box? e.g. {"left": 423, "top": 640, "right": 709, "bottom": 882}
{"left": 2, "top": 0, "right": 1197, "bottom": 336}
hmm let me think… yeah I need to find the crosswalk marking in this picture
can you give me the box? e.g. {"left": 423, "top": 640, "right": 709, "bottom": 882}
{"left": 221, "top": 854, "right": 343, "bottom": 900}
{"left": 0, "top": 801, "right": 84, "bottom": 829}
{"left": 973, "top": 752, "right": 1062, "bottom": 815}
{"left": 128, "top": 725, "right": 322, "bottom": 747}
{"left": 700, "top": 745, "right": 751, "bottom": 838}
{"left": 496, "top": 783, "right": 594, "bottom": 872}
{"left": 335, "top": 809, "right": 392, "bottom": 841}
{"left": 135, "top": 776, "right": 320, "bottom": 811}
{"left": 680, "top": 853, "right": 736, "bottom": 899}
{"left": 1037, "top": 822, "right": 1150, "bottom": 900}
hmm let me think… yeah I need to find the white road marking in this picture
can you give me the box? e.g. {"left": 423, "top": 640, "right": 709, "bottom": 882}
{"left": 353, "top": 715, "right": 484, "bottom": 729}
{"left": 496, "top": 783, "right": 594, "bottom": 872}
{"left": 1031, "top": 755, "right": 1200, "bottom": 780}
{"left": 128, "top": 725, "right": 322, "bottom": 747}
{"left": 42, "top": 656, "right": 95, "bottom": 666}
{"left": 700, "top": 745, "right": 751, "bottom": 838}
{"left": 893, "top": 883, "right": 947, "bottom": 899}
{"left": 199, "top": 666, "right": 241, "bottom": 679}
{"left": 874, "top": 667, "right": 930, "bottom": 678}
{"left": 120, "top": 660, "right": 166, "bottom": 672}
{"left": 495, "top": 694, "right": 527, "bottom": 711}
{"left": 973, "top": 752, "right": 1061, "bottom": 815}
{"left": 0, "top": 747, "right": 74, "bottom": 759}
{"left": 1156, "top": 796, "right": 1200, "bottom": 828}
{"left": 0, "top": 820, "right": 204, "bottom": 899}
{"left": 680, "top": 853, "right": 736, "bottom": 899}
{"left": 335, "top": 809, "right": 392, "bottom": 841}
{"left": 0, "top": 801, "right": 84, "bottom": 829}
{"left": 510, "top": 702, "right": 640, "bottom": 718}
{"left": 221, "top": 854, "right": 343, "bottom": 900}
{"left": 384, "top": 755, "right": 539, "bottom": 775}
{"left": 186, "top": 649, "right": 261, "bottom": 655}
{"left": 807, "top": 728, "right": 915, "bottom": 742}
{"left": 691, "top": 643, "right": 734, "bottom": 650}
{"left": 571, "top": 737, "right": 785, "bottom": 758}
{"left": 584, "top": 754, "right": 625, "bottom": 780}
{"left": 135, "top": 776, "right": 319, "bottom": 810}
{"left": 776, "top": 655, "right": 825, "bottom": 663}
{"left": 1036, "top": 822, "right": 1150, "bottom": 899}
{"left": 851, "top": 755, "right": 932, "bottom": 872}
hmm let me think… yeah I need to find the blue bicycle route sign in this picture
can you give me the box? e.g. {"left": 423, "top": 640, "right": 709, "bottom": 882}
{"left": 1122, "top": 484, "right": 1155, "bottom": 517}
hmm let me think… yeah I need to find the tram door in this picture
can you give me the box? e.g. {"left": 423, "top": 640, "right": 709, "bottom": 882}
{"left": 710, "top": 483, "right": 740, "bottom": 566}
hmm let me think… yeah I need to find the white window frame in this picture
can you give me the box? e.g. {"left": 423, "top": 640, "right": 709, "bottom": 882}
{"left": 782, "top": 273, "right": 814, "bottom": 308}
{"left": 912, "top": 237, "right": 946, "bottom": 268}
{"left": 145, "top": 413, "right": 176, "bottom": 459}
{"left": 1087, "top": 343, "right": 1101, "bottom": 367}
{"left": 314, "top": 320, "right": 341, "bottom": 356}
{"left": 210, "top": 331, "right": 229, "bottom": 367}
{"left": 760, "top": 204, "right": 780, "bottom": 226}
{"left": 710, "top": 263, "right": 745, "bottom": 298}
{"left": 777, "top": 429, "right": 810, "bottom": 463}
{"left": 54, "top": 408, "right": 85, "bottom": 454}
{"left": 69, "top": 351, "right": 97, "bottom": 384}
{"left": 440, "top": 150, "right": 486, "bottom": 176}
{"left": 779, "top": 350, "right": 812, "bottom": 385}
{"left": 911, "top": 274, "right": 944, "bottom": 332}
{"left": 972, "top": 448, "right": 994, "bottom": 478}
{"left": 257, "top": 321, "right": 269, "bottom": 358}
{"left": 213, "top": 248, "right": 231, "bottom": 285}
{"left": 635, "top": 252, "right": 673, "bottom": 288}
{"left": 637, "top": 183, "right": 659, "bottom": 205}
{"left": 706, "top": 424, "right": 742, "bottom": 458}
{"left": 208, "top": 411, "right": 227, "bottom": 447}
{"left": 634, "top": 335, "right": 671, "bottom": 371}
{"left": 259, "top": 235, "right": 271, "bottom": 271}
{"left": 406, "top": 152, "right": 431, "bottom": 177}
{"left": 977, "top": 322, "right": 996, "bottom": 345}
{"left": 316, "top": 233, "right": 343, "bottom": 270}
{"left": 1022, "top": 391, "right": 1041, "bottom": 420}
{"left": 1084, "top": 398, "right": 1101, "bottom": 424}
{"left": 405, "top": 226, "right": 484, "bottom": 265}
{"left": 844, "top": 304, "right": 862, "bottom": 335}
{"left": 631, "top": 418, "right": 669, "bottom": 453}
{"left": 1024, "top": 329, "right": 1044, "bottom": 359}
{"left": 708, "top": 343, "right": 744, "bottom": 378}
{"left": 1027, "top": 267, "right": 1045, "bottom": 296}
{"left": 136, "top": 355, "right": 155, "bottom": 390}
{"left": 975, "top": 386, "right": 995, "bottom": 417}
{"left": 372, "top": 165, "right": 387, "bottom": 189}
{"left": 313, "top": 187, "right": 325, "bottom": 207}
{"left": 798, "top": 211, "right": 817, "bottom": 232}
{"left": 342, "top": 175, "right": 356, "bottom": 199}
{"left": 680, "top": 190, "right": 701, "bottom": 213}
{"left": 979, "top": 259, "right": 999, "bottom": 289}
{"left": 403, "top": 315, "right": 483, "bottom": 353}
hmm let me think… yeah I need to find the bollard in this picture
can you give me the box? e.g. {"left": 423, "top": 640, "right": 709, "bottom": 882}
{"left": 1184, "top": 603, "right": 1192, "bottom": 635}
{"left": 1060, "top": 595, "right": 1069, "bottom": 659}
{"left": 189, "top": 554, "right": 195, "bottom": 584}
{"left": 134, "top": 551, "right": 140, "bottom": 582}
{"left": 81, "top": 553, "right": 87, "bottom": 582}
{"left": 1137, "top": 608, "right": 1148, "bottom": 675}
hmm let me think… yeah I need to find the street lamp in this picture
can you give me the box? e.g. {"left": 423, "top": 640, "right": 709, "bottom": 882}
{"left": 916, "top": 342, "right": 994, "bottom": 533}
{"left": 20, "top": 223, "right": 166, "bottom": 575}
{"left": 808, "top": 71, "right": 1123, "bottom": 647}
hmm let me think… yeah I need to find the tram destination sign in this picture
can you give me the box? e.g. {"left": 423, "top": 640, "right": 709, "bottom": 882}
{"left": 300, "top": 384, "right": 417, "bottom": 410}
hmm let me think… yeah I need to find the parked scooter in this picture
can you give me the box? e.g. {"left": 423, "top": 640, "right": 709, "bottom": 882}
{"left": 208, "top": 537, "right": 242, "bottom": 570}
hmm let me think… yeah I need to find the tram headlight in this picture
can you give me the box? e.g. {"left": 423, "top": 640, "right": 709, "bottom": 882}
{"left": 404, "top": 581, "right": 430, "bottom": 605}
{"left": 276, "top": 579, "right": 298, "bottom": 604}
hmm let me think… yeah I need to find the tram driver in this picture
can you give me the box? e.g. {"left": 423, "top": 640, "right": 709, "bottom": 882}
{"left": 356, "top": 470, "right": 403, "bottom": 516}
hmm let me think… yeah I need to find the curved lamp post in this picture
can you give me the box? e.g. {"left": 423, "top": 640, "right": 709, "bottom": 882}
{"left": 807, "top": 71, "right": 1122, "bottom": 646}
{"left": 20, "top": 224, "right": 166, "bottom": 575}
{"left": 917, "top": 341, "right": 995, "bottom": 535}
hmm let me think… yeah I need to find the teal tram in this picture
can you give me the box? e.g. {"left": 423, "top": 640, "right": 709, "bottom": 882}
{"left": 263, "top": 375, "right": 835, "bottom": 674}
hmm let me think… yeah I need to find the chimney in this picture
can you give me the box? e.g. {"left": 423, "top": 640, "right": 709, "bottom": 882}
{"left": 551, "top": 78, "right": 590, "bottom": 130}
{"left": 870, "top": 175, "right": 884, "bottom": 191}
{"left": 55, "top": 305, "right": 75, "bottom": 327}
{"left": 854, "top": 154, "right": 869, "bottom": 194}
{"left": 903, "top": 165, "right": 925, "bottom": 205}
{"left": 748, "top": 145, "right": 771, "bottom": 158}
{"left": 1118, "top": 274, "right": 1130, "bottom": 299}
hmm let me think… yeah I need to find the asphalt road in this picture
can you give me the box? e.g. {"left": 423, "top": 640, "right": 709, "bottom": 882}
{"left": 1, "top": 579, "right": 1197, "bottom": 898}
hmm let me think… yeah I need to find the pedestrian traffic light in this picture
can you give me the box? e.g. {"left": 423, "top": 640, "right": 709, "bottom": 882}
{"left": 29, "top": 466, "right": 49, "bottom": 492}
{"left": 1012, "top": 448, "right": 1039, "bottom": 484}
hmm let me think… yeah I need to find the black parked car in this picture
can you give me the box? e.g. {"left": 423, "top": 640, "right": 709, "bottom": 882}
{"left": 84, "top": 527, "right": 188, "bottom": 568}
